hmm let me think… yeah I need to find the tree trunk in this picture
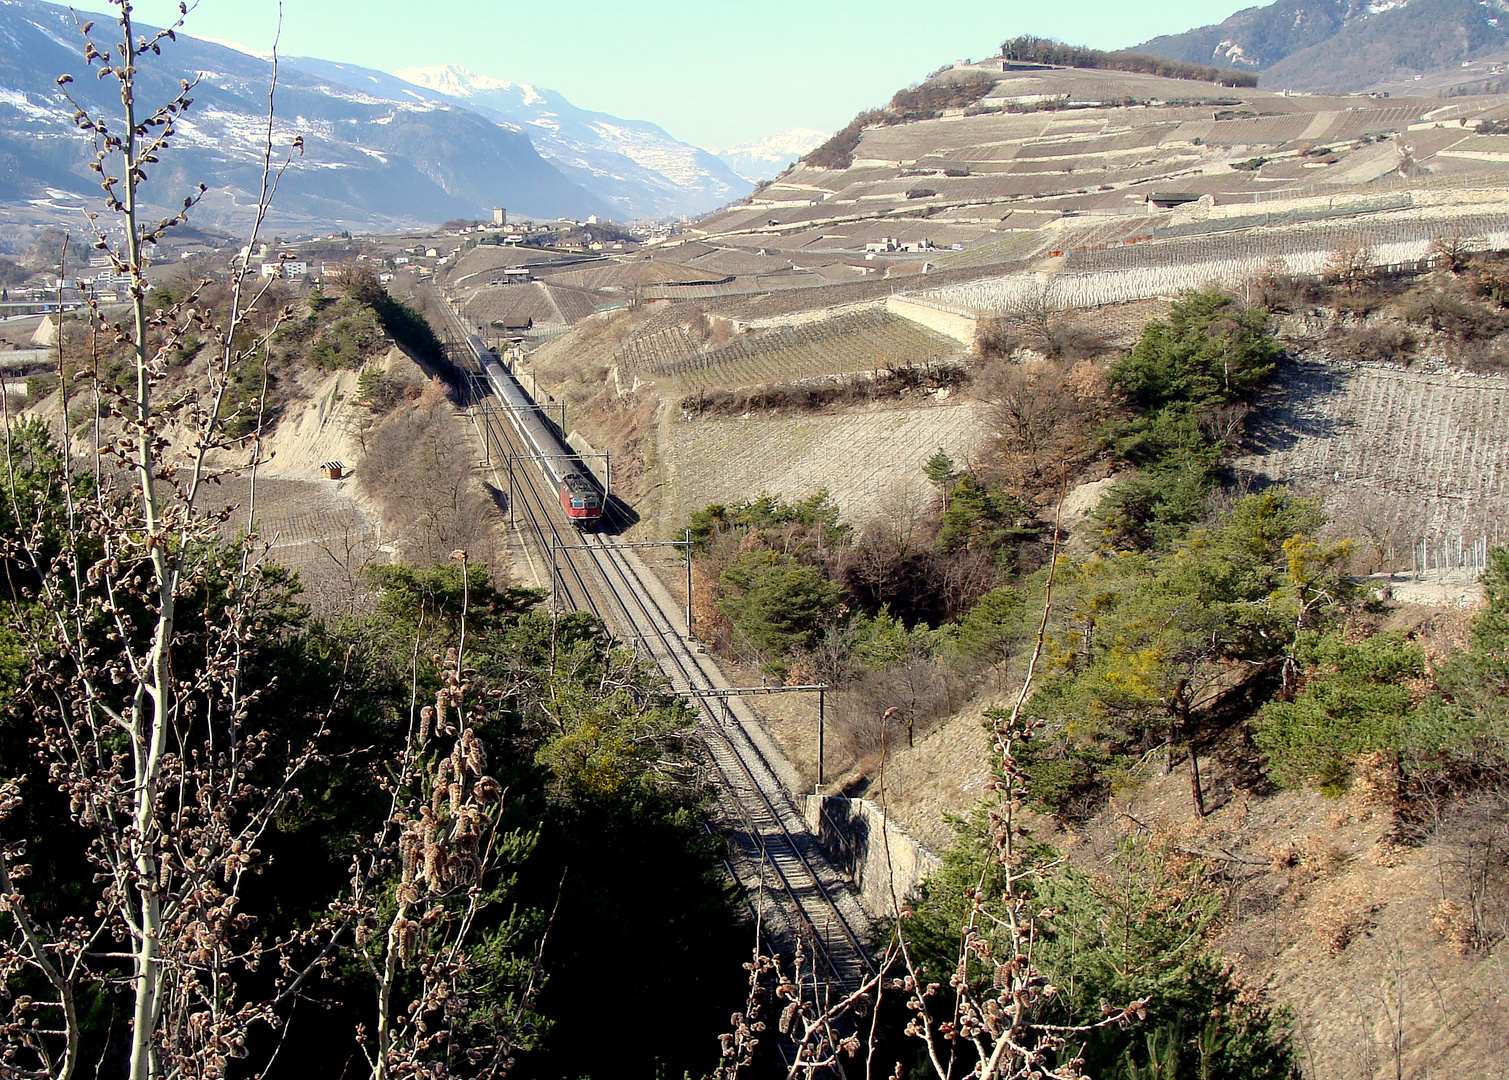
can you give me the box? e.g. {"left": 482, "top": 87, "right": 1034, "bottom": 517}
{"left": 1188, "top": 740, "right": 1206, "bottom": 819}
{"left": 1174, "top": 681, "right": 1205, "bottom": 818}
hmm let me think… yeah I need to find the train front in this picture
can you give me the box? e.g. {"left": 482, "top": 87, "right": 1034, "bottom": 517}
{"left": 559, "top": 472, "right": 604, "bottom": 526}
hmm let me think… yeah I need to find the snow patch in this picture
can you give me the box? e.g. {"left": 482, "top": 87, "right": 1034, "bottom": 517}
{"left": 0, "top": 86, "right": 68, "bottom": 124}
{"left": 25, "top": 17, "right": 75, "bottom": 54}
{"left": 393, "top": 64, "right": 547, "bottom": 107}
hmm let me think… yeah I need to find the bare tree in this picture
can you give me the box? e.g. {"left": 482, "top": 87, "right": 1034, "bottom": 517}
{"left": 1430, "top": 234, "right": 1482, "bottom": 275}
{"left": 0, "top": 7, "right": 318, "bottom": 1079}
{"left": 1324, "top": 243, "right": 1377, "bottom": 296}
{"left": 335, "top": 554, "right": 543, "bottom": 1080}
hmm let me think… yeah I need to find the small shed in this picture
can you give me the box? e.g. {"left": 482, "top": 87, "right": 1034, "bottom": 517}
{"left": 321, "top": 461, "right": 345, "bottom": 480}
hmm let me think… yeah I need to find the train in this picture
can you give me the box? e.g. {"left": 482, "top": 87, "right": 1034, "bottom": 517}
{"left": 465, "top": 334, "right": 604, "bottom": 525}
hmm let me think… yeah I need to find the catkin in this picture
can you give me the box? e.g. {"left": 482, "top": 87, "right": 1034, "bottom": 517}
{"left": 461, "top": 729, "right": 486, "bottom": 775}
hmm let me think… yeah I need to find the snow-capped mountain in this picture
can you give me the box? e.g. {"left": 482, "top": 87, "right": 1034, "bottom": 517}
{"left": 0, "top": 0, "right": 608, "bottom": 236}
{"left": 386, "top": 64, "right": 752, "bottom": 219}
{"left": 710, "top": 128, "right": 828, "bottom": 183}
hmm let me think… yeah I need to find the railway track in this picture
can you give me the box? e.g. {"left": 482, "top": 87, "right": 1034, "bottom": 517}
{"left": 428, "top": 291, "right": 874, "bottom": 990}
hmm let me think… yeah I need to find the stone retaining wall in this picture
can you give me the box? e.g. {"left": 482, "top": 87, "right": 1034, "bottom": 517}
{"left": 804, "top": 795, "right": 940, "bottom": 919}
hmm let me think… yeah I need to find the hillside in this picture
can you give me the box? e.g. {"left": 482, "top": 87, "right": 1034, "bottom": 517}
{"left": 437, "top": 59, "right": 1509, "bottom": 549}
{"left": 458, "top": 51, "right": 1509, "bottom": 1076}
{"left": 692, "top": 63, "right": 1509, "bottom": 263}
{"left": 0, "top": 0, "right": 613, "bottom": 237}
{"left": 1138, "top": 0, "right": 1509, "bottom": 91}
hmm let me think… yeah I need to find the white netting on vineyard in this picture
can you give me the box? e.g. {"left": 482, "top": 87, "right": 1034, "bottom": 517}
{"left": 915, "top": 213, "right": 1509, "bottom": 314}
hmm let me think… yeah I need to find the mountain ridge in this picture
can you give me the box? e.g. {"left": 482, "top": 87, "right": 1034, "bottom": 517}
{"left": 1136, "top": 0, "right": 1509, "bottom": 91}
{"left": 386, "top": 63, "right": 751, "bottom": 219}
{"left": 711, "top": 128, "right": 828, "bottom": 183}
{"left": 0, "top": 1, "right": 751, "bottom": 242}
{"left": 0, "top": 0, "right": 615, "bottom": 238}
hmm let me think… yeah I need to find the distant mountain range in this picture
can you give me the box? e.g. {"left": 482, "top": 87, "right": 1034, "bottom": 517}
{"left": 1138, "top": 0, "right": 1509, "bottom": 92}
{"left": 0, "top": 0, "right": 750, "bottom": 243}
{"left": 709, "top": 129, "right": 829, "bottom": 183}
{"left": 292, "top": 61, "right": 750, "bottom": 220}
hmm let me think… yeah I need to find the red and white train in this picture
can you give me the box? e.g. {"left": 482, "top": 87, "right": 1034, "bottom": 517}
{"left": 466, "top": 334, "right": 604, "bottom": 525}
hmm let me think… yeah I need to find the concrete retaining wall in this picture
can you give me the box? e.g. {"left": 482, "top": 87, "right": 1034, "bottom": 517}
{"left": 885, "top": 295, "right": 978, "bottom": 345}
{"left": 804, "top": 795, "right": 941, "bottom": 919}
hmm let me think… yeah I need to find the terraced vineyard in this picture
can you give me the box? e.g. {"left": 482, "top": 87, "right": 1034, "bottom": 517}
{"left": 189, "top": 477, "right": 382, "bottom": 618}
{"left": 662, "top": 403, "right": 990, "bottom": 527}
{"left": 651, "top": 309, "right": 964, "bottom": 393}
{"left": 1238, "top": 359, "right": 1509, "bottom": 551}
{"left": 918, "top": 210, "right": 1509, "bottom": 313}
{"left": 616, "top": 324, "right": 701, "bottom": 375}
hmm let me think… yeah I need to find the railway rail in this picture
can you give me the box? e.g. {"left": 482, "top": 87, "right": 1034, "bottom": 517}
{"left": 428, "top": 291, "right": 875, "bottom": 991}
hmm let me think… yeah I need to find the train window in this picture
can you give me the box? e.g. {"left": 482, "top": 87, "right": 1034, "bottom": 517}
{"left": 571, "top": 498, "right": 585, "bottom": 509}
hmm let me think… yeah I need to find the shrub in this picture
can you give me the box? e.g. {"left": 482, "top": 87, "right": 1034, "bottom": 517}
{"left": 888, "top": 72, "right": 998, "bottom": 121}
{"left": 1466, "top": 252, "right": 1509, "bottom": 306}
{"left": 936, "top": 475, "right": 1037, "bottom": 557}
{"left": 1324, "top": 323, "right": 1416, "bottom": 363}
{"left": 1397, "top": 288, "right": 1507, "bottom": 341}
{"left": 1109, "top": 292, "right": 1277, "bottom": 412}
{"left": 1098, "top": 292, "right": 1279, "bottom": 548}
{"left": 308, "top": 306, "right": 384, "bottom": 370}
{"left": 801, "top": 108, "right": 886, "bottom": 170}
{"left": 688, "top": 491, "right": 849, "bottom": 554}
{"left": 1093, "top": 447, "right": 1221, "bottom": 550}
{"left": 717, "top": 551, "right": 843, "bottom": 665}
{"left": 356, "top": 367, "right": 417, "bottom": 413}
{"left": 24, "top": 373, "right": 58, "bottom": 403}
{"left": 954, "top": 586, "right": 1028, "bottom": 664}
{"left": 1255, "top": 630, "right": 1425, "bottom": 792}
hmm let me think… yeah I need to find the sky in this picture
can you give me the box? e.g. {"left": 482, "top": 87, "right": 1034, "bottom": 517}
{"left": 126, "top": 0, "right": 1256, "bottom": 149}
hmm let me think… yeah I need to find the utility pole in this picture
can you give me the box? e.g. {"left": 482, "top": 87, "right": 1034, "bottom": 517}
{"left": 817, "top": 687, "right": 826, "bottom": 792}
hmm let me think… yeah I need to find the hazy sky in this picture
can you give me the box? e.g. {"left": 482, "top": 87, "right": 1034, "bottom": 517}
{"left": 125, "top": 0, "right": 1253, "bottom": 148}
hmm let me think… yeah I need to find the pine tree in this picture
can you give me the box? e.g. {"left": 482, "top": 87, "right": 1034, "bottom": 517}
{"left": 924, "top": 446, "right": 955, "bottom": 506}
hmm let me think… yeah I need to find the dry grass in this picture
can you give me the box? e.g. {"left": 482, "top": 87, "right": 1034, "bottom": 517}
{"left": 356, "top": 380, "right": 504, "bottom": 570}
